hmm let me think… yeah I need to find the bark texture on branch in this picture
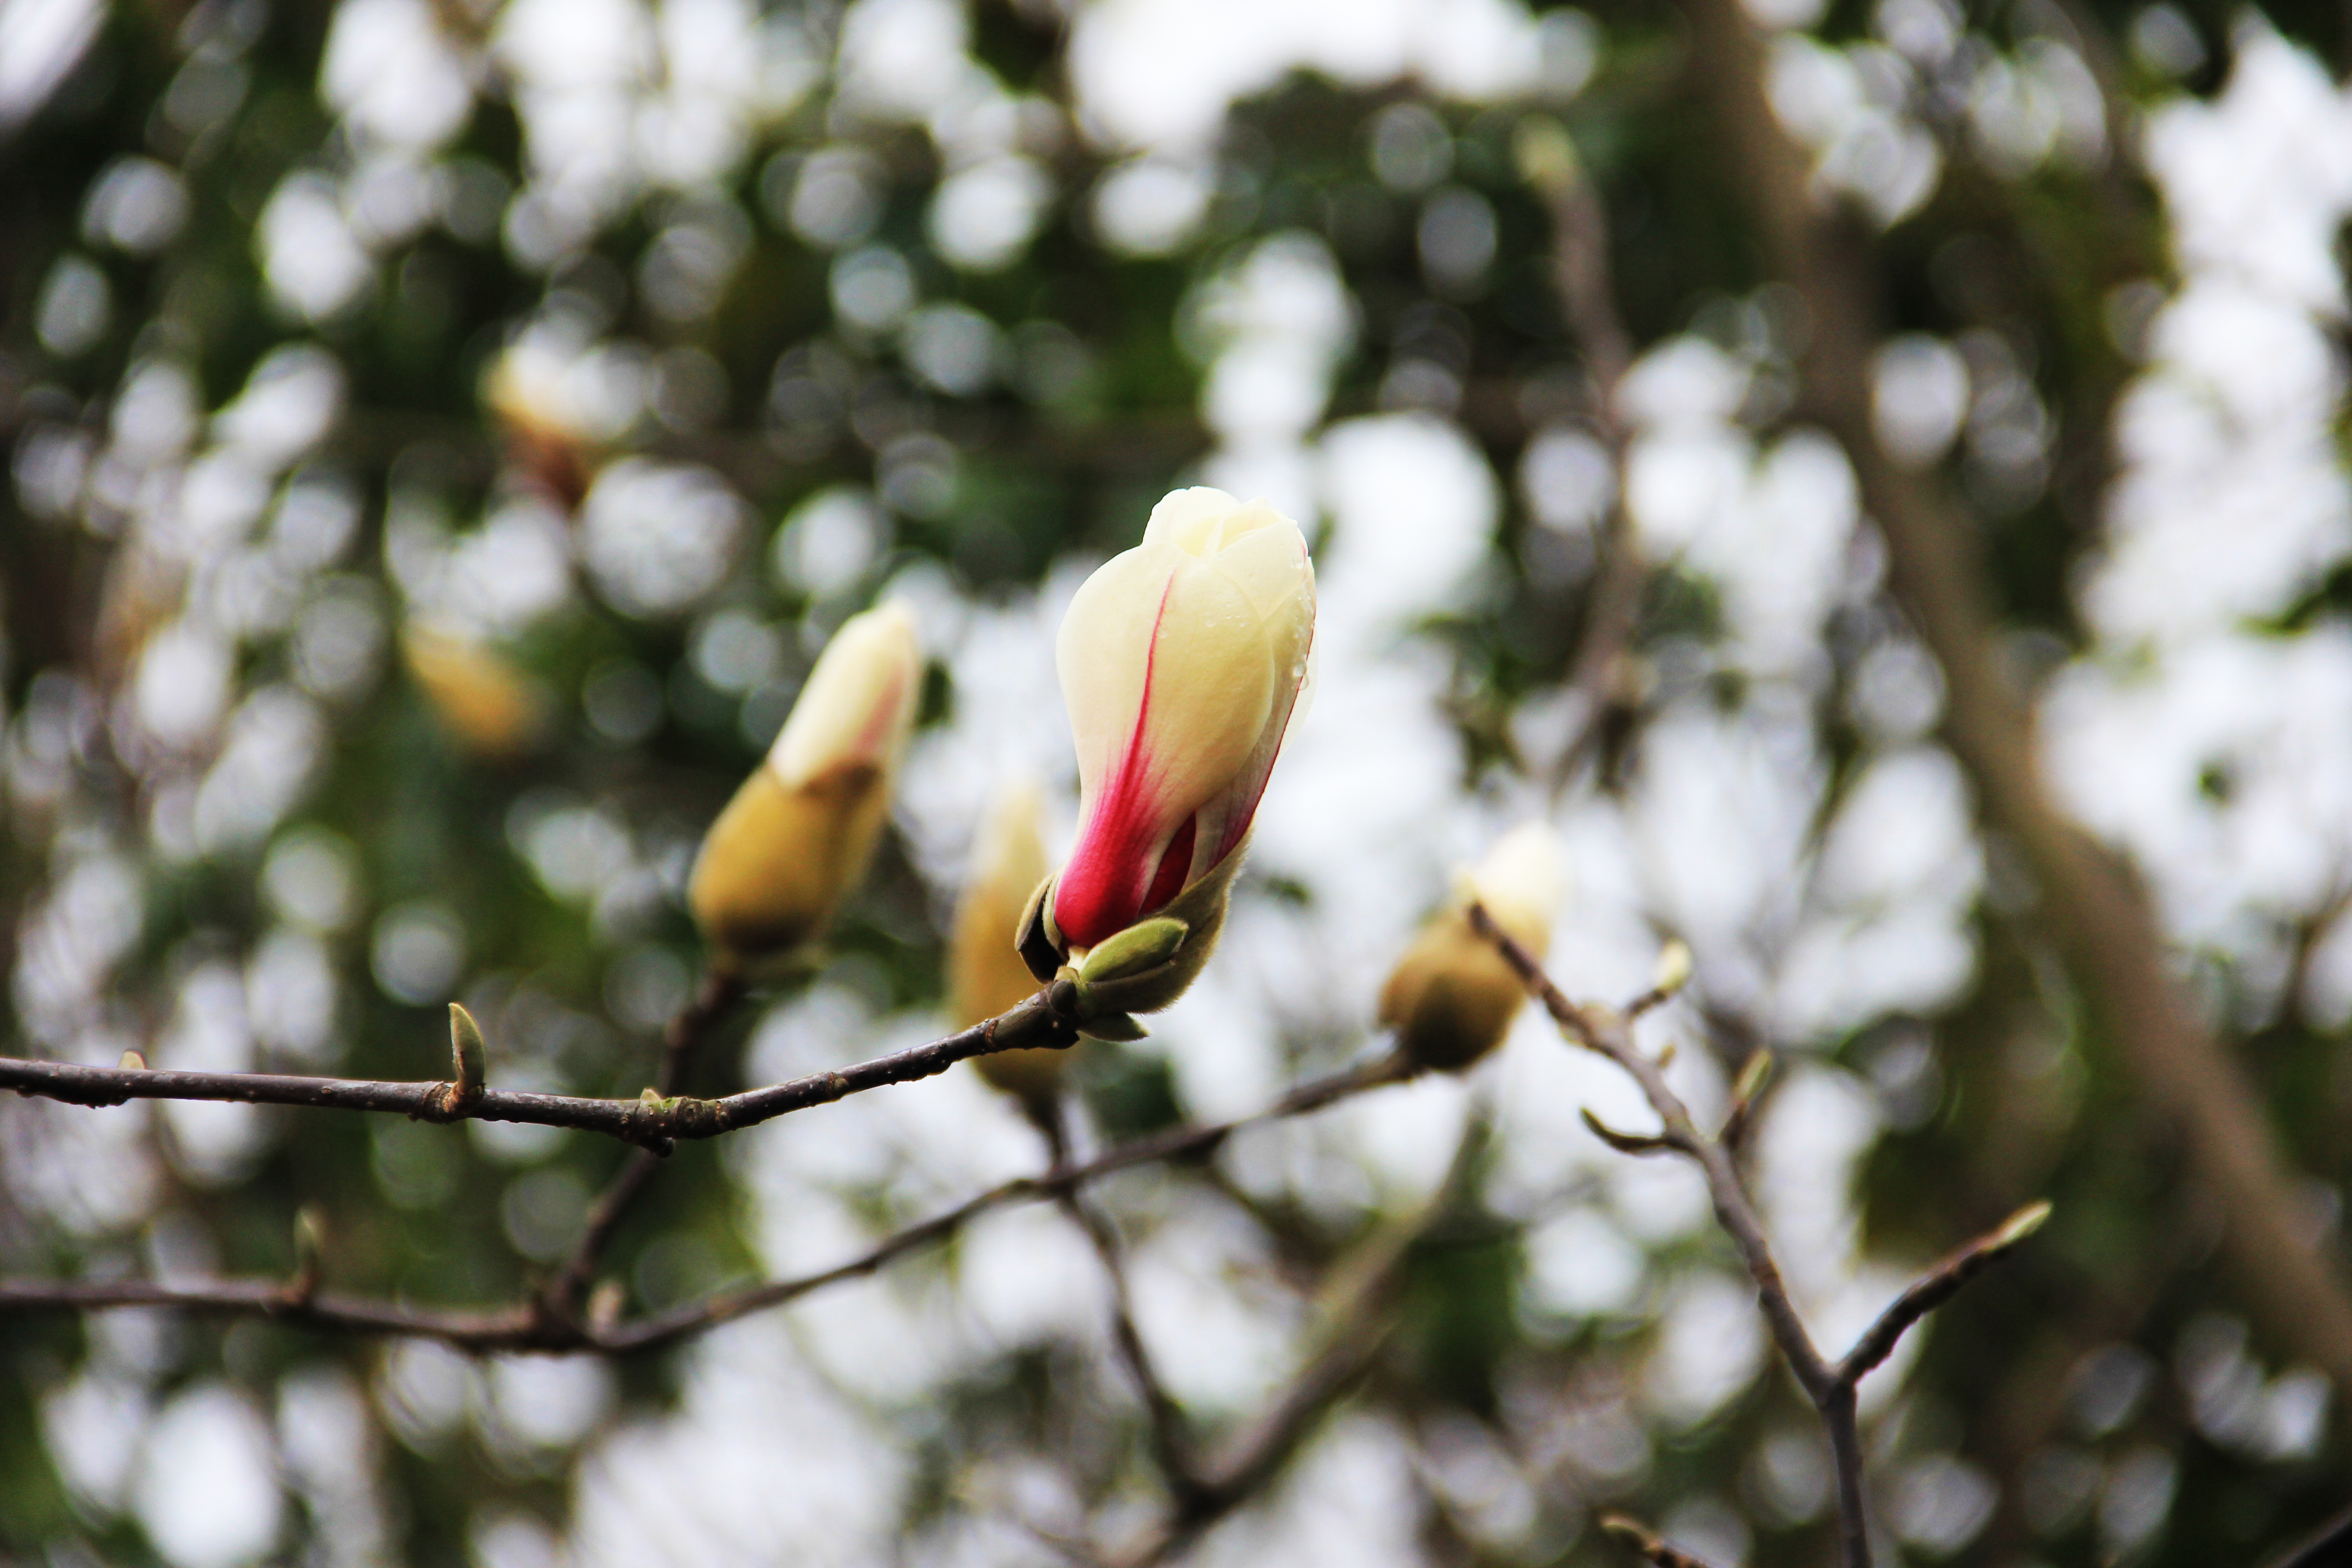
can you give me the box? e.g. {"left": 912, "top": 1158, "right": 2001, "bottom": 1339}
{"left": 0, "top": 990, "right": 1074, "bottom": 1154}
{"left": 1471, "top": 905, "right": 2046, "bottom": 1568}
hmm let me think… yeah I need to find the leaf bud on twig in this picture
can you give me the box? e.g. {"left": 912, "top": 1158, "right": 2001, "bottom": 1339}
{"left": 1651, "top": 938, "right": 1693, "bottom": 998}
{"left": 448, "top": 1004, "right": 486, "bottom": 1101}
{"left": 1513, "top": 115, "right": 1583, "bottom": 196}
{"left": 1581, "top": 1107, "right": 1676, "bottom": 1157}
{"left": 1720, "top": 1048, "right": 1774, "bottom": 1149}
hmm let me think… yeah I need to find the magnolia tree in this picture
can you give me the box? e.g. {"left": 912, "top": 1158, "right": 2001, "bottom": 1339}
{"left": 3, "top": 0, "right": 2352, "bottom": 1565}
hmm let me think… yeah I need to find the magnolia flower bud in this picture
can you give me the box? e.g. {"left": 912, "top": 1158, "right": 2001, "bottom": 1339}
{"left": 952, "top": 781, "right": 1065, "bottom": 1103}
{"left": 1380, "top": 823, "right": 1566, "bottom": 1073}
{"left": 688, "top": 602, "right": 920, "bottom": 967}
{"left": 403, "top": 627, "right": 546, "bottom": 759}
{"left": 1046, "top": 487, "right": 1315, "bottom": 969}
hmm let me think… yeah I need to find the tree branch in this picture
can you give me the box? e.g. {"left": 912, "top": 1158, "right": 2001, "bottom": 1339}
{"left": 1112, "top": 1108, "right": 1486, "bottom": 1568}
{"left": 1524, "top": 125, "right": 1649, "bottom": 793}
{"left": 0, "top": 1053, "right": 1416, "bottom": 1355}
{"left": 1836, "top": 1200, "right": 2051, "bottom": 1385}
{"left": 0, "top": 989, "right": 1074, "bottom": 1155}
{"left": 1063, "top": 1186, "right": 1204, "bottom": 1505}
{"left": 1675, "top": 0, "right": 2352, "bottom": 1406}
{"left": 1470, "top": 904, "right": 2045, "bottom": 1568}
{"left": 540, "top": 968, "right": 748, "bottom": 1323}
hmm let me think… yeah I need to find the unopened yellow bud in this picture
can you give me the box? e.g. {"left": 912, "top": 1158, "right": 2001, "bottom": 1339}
{"left": 954, "top": 781, "right": 1067, "bottom": 1103}
{"left": 1381, "top": 823, "right": 1565, "bottom": 1073}
{"left": 1652, "top": 938, "right": 1694, "bottom": 997}
{"left": 403, "top": 627, "right": 546, "bottom": 760}
{"left": 689, "top": 602, "right": 921, "bottom": 967}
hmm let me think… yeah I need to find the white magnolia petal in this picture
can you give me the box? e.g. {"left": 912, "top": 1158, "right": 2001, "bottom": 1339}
{"left": 1142, "top": 485, "right": 1244, "bottom": 550}
{"left": 1470, "top": 821, "right": 1567, "bottom": 955}
{"left": 1057, "top": 541, "right": 1179, "bottom": 789}
{"left": 767, "top": 601, "right": 921, "bottom": 789}
{"left": 1132, "top": 554, "right": 1277, "bottom": 814}
{"left": 1203, "top": 514, "right": 1315, "bottom": 628}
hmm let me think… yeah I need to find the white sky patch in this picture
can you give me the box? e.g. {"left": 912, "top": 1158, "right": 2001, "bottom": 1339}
{"left": 1069, "top": 0, "right": 1548, "bottom": 154}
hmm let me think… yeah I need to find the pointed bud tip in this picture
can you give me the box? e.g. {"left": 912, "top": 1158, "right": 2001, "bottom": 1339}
{"left": 1732, "top": 1048, "right": 1773, "bottom": 1103}
{"left": 1651, "top": 938, "right": 1694, "bottom": 997}
{"left": 1991, "top": 1199, "right": 2053, "bottom": 1250}
{"left": 1078, "top": 916, "right": 1190, "bottom": 985}
{"left": 448, "top": 1003, "right": 487, "bottom": 1093}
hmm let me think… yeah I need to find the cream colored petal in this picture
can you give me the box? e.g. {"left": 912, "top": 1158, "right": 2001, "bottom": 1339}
{"left": 1141, "top": 485, "right": 1243, "bottom": 553}
{"left": 1056, "top": 542, "right": 1181, "bottom": 791}
{"left": 767, "top": 600, "right": 921, "bottom": 789}
{"left": 1200, "top": 497, "right": 1293, "bottom": 553}
{"left": 1201, "top": 511, "right": 1315, "bottom": 628}
{"left": 1129, "top": 553, "right": 1277, "bottom": 815}
{"left": 1470, "top": 822, "right": 1567, "bottom": 957}
{"left": 952, "top": 779, "right": 1052, "bottom": 1032}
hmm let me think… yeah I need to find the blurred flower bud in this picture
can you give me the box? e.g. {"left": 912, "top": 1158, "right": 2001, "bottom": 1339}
{"left": 953, "top": 780, "right": 1066, "bottom": 1103}
{"left": 403, "top": 626, "right": 547, "bottom": 759}
{"left": 688, "top": 601, "right": 921, "bottom": 968}
{"left": 1651, "top": 937, "right": 1693, "bottom": 998}
{"left": 485, "top": 341, "right": 596, "bottom": 509}
{"left": 1380, "top": 822, "right": 1566, "bottom": 1073}
{"left": 1047, "top": 487, "right": 1315, "bottom": 962}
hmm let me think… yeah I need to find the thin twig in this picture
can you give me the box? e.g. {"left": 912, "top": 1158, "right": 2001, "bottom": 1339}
{"left": 540, "top": 968, "right": 747, "bottom": 1322}
{"left": 0, "top": 990, "right": 1073, "bottom": 1155}
{"left": 1469, "top": 904, "right": 2046, "bottom": 1568}
{"left": 2264, "top": 1500, "right": 2352, "bottom": 1568}
{"left": 1112, "top": 1108, "right": 1487, "bottom": 1568}
{"left": 1034, "top": 1092, "right": 1206, "bottom": 1506}
{"left": 0, "top": 1054, "right": 1416, "bottom": 1355}
{"left": 1837, "top": 1200, "right": 2052, "bottom": 1385}
{"left": 1063, "top": 1187, "right": 1203, "bottom": 1504}
{"left": 1464, "top": 904, "right": 1834, "bottom": 1397}
{"left": 1524, "top": 127, "right": 1648, "bottom": 795}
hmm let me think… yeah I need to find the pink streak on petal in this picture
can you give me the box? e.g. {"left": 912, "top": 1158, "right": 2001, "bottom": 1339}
{"left": 1055, "top": 574, "right": 1184, "bottom": 948}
